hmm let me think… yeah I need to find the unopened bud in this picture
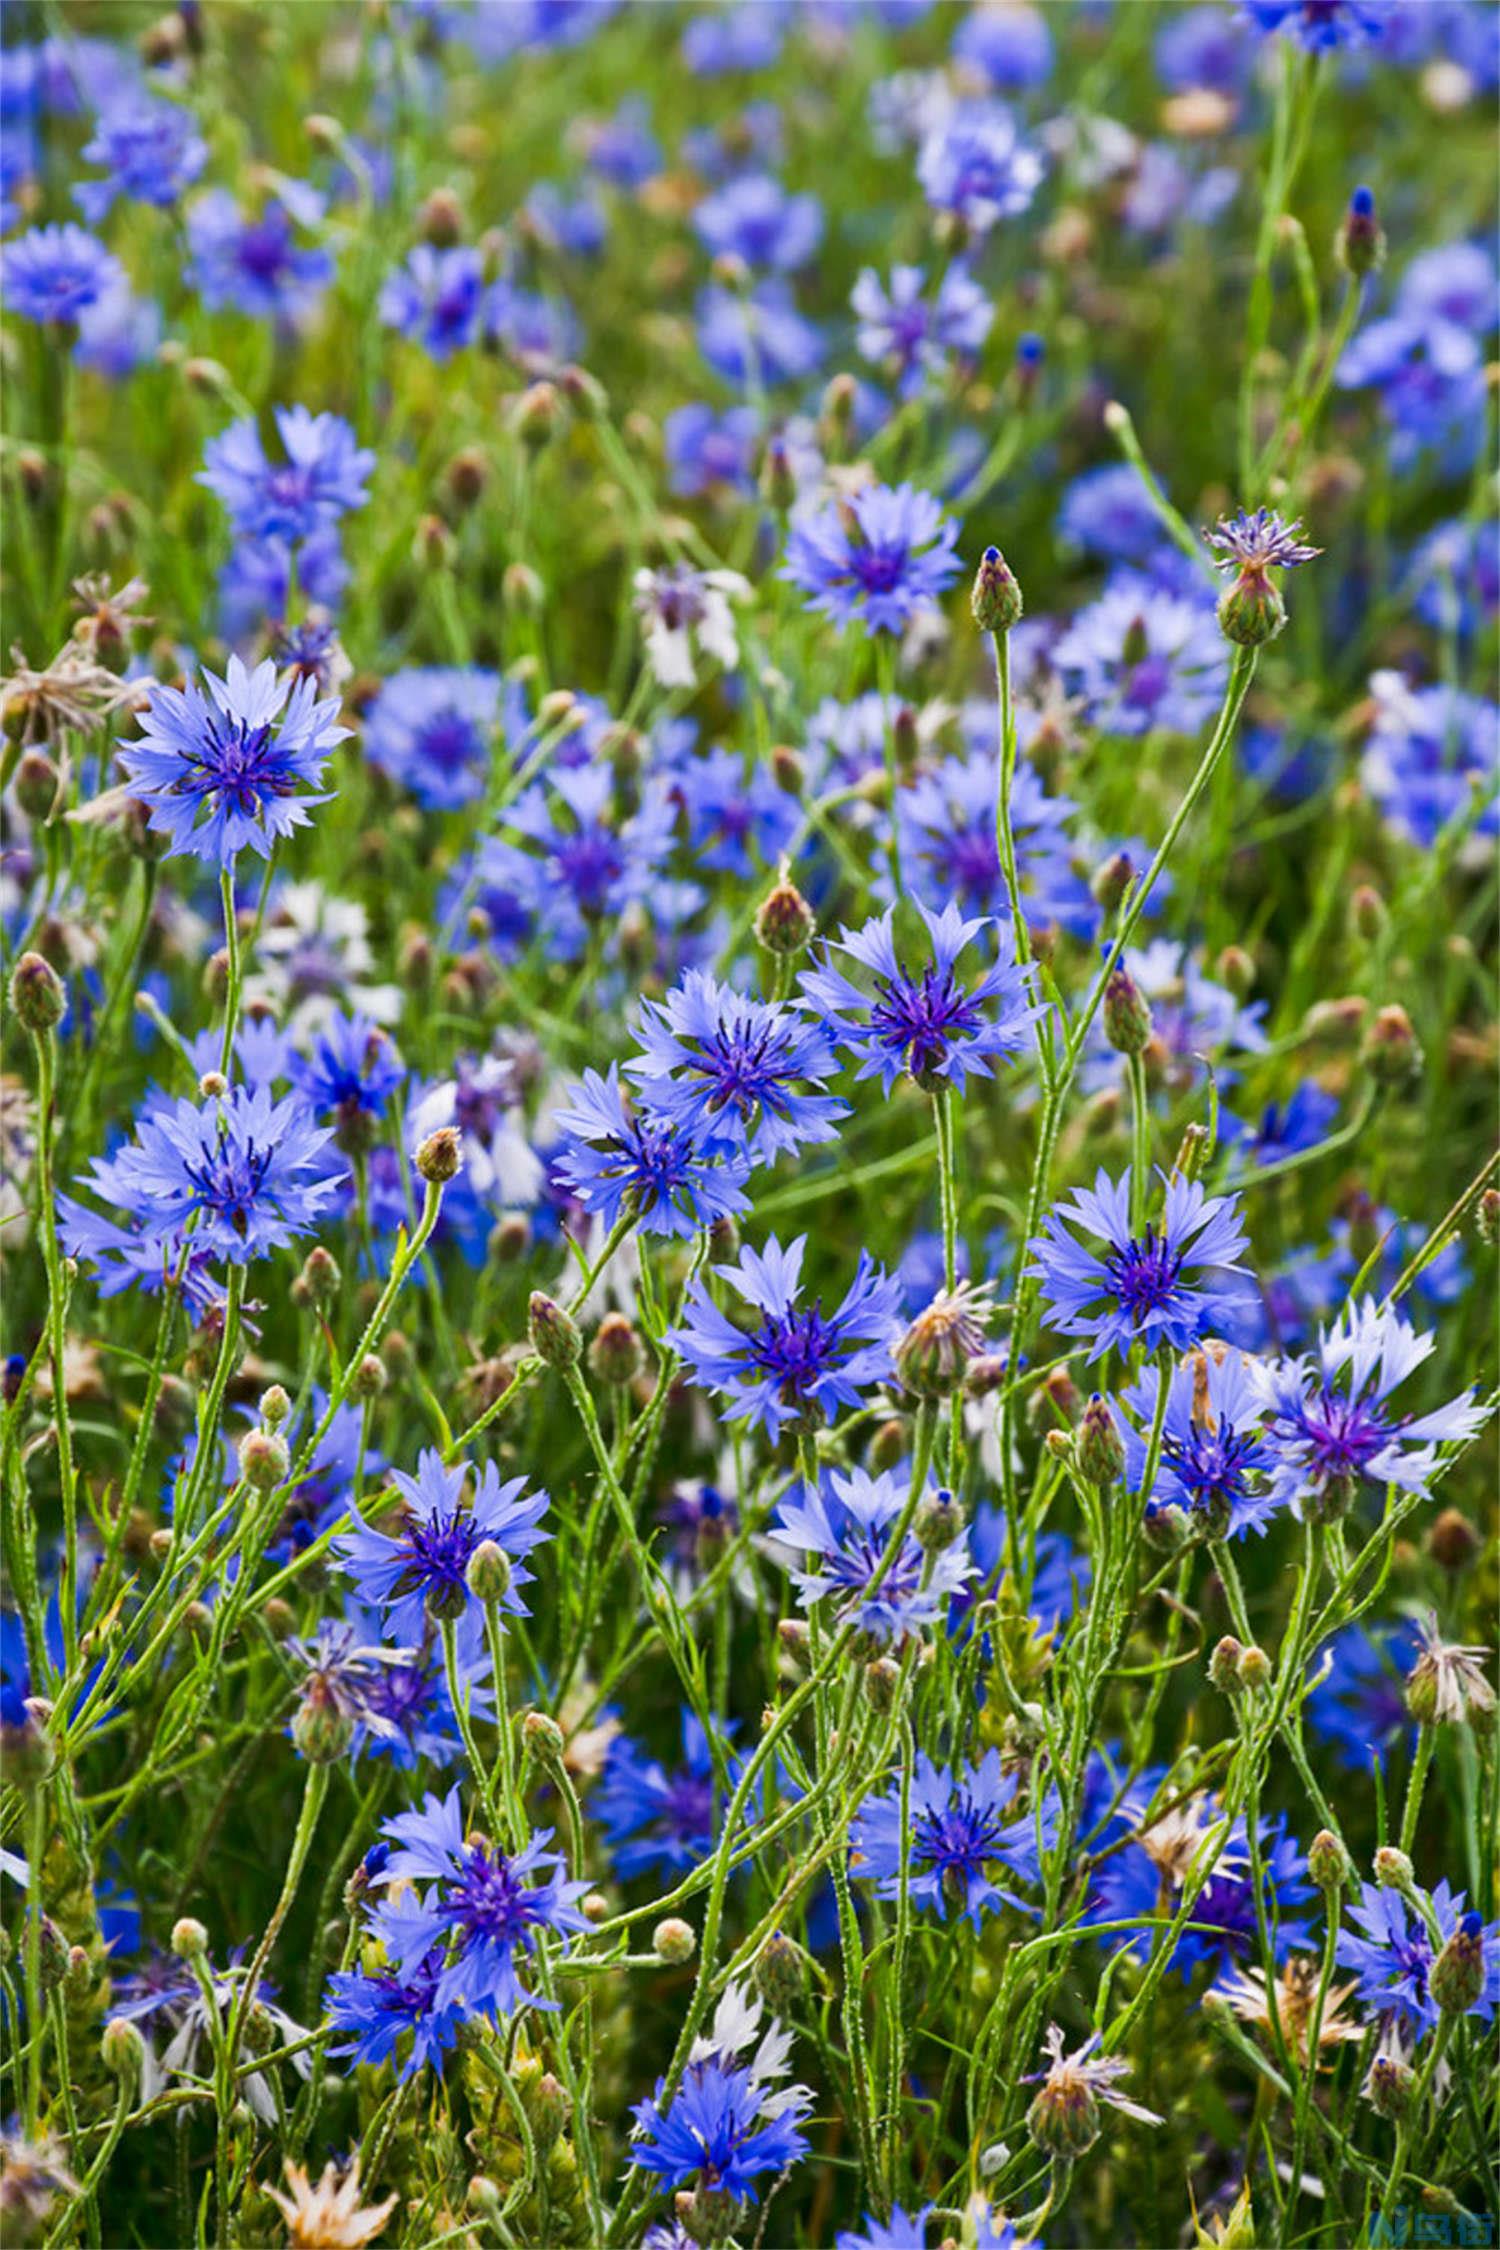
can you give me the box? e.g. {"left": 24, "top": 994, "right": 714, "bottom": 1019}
{"left": 971, "top": 545, "right": 1024, "bottom": 634}
{"left": 292, "top": 1676, "right": 355, "bottom": 1764}
{"left": 1236, "top": 1643, "right": 1271, "bottom": 1692}
{"left": 489, "top": 1212, "right": 532, "bottom": 1265}
{"left": 101, "top": 2015, "right": 145, "bottom": 2082}
{"left": 965, "top": 1354, "right": 1007, "bottom": 1400}
{"left": 1308, "top": 1829, "right": 1353, "bottom": 1892}
{"left": 13, "top": 749, "right": 59, "bottom": 821}
{"left": 521, "top": 1709, "right": 566, "bottom": 1763}
{"left": 10, "top": 951, "right": 65, "bottom": 1034}
{"left": 1216, "top": 945, "right": 1255, "bottom": 999}
{"left": 259, "top": 1384, "right": 291, "bottom": 1429}
{"left": 1091, "top": 851, "right": 1134, "bottom": 917}
{"left": 416, "top": 1126, "right": 462, "bottom": 1183}
{"left": 865, "top": 1654, "right": 902, "bottom": 1712}
{"left": 753, "top": 1930, "right": 802, "bottom": 2014}
{"left": 465, "top": 1540, "right": 512, "bottom": 1606}
{"left": 1476, "top": 1189, "right": 1500, "bottom": 1248}
{"left": 1208, "top": 1635, "right": 1244, "bottom": 1693}
{"left": 1348, "top": 884, "right": 1387, "bottom": 943}
{"left": 777, "top": 1618, "right": 811, "bottom": 1670}
{"left": 1374, "top": 1845, "right": 1415, "bottom": 1895}
{"left": 1365, "top": 2052, "right": 1414, "bottom": 2122}
{"left": 653, "top": 1917, "right": 696, "bottom": 1965}
{"left": 1337, "top": 185, "right": 1386, "bottom": 278}
{"left": 1076, "top": 1394, "right": 1124, "bottom": 1488}
{"left": 588, "top": 1312, "right": 642, "bottom": 1388}
{"left": 238, "top": 1427, "right": 288, "bottom": 1493}
{"left": 300, "top": 1245, "right": 341, "bottom": 1309}
{"left": 755, "top": 871, "right": 815, "bottom": 958}
{"left": 418, "top": 186, "right": 464, "bottom": 247}
{"left": 1362, "top": 1004, "right": 1422, "bottom": 1085}
{"left": 915, "top": 1488, "right": 964, "bottom": 1554}
{"left": 1431, "top": 1913, "right": 1488, "bottom": 2015}
{"left": 1103, "top": 965, "right": 1153, "bottom": 1055}
{"left": 350, "top": 1352, "right": 387, "bottom": 1401}
{"left": 171, "top": 1917, "right": 208, "bottom": 1961}
{"left": 528, "top": 1291, "right": 581, "bottom": 1369}
{"left": 1427, "top": 1508, "right": 1478, "bottom": 1572}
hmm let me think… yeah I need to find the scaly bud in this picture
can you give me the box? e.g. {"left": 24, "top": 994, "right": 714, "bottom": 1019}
{"left": 1103, "top": 965, "right": 1153, "bottom": 1056}
{"left": 528, "top": 1291, "right": 582, "bottom": 1369}
{"left": 1076, "top": 1395, "right": 1125, "bottom": 1488}
{"left": 1337, "top": 185, "right": 1386, "bottom": 279}
{"left": 415, "top": 1127, "right": 462, "bottom": 1184}
{"left": 971, "top": 545, "right": 1024, "bottom": 635}
{"left": 10, "top": 951, "right": 65, "bottom": 1035}
{"left": 1308, "top": 1829, "right": 1353, "bottom": 1892}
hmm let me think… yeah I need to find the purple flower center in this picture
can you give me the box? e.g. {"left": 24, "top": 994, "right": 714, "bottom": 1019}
{"left": 1103, "top": 1227, "right": 1186, "bottom": 1318}
{"left": 849, "top": 538, "right": 914, "bottom": 596}
{"left": 1166, "top": 1423, "right": 1261, "bottom": 1515}
{"left": 419, "top": 711, "right": 482, "bottom": 774}
{"left": 1123, "top": 653, "right": 1173, "bottom": 713}
{"left": 749, "top": 1303, "right": 843, "bottom": 1402}
{"left": 444, "top": 1845, "right": 545, "bottom": 1951}
{"left": 236, "top": 217, "right": 292, "bottom": 284}
{"left": 396, "top": 1507, "right": 478, "bottom": 1602}
{"left": 939, "top": 827, "right": 1004, "bottom": 907}
{"left": 914, "top": 1793, "right": 1012, "bottom": 1887}
{"left": 184, "top": 1131, "right": 273, "bottom": 1238}
{"left": 689, "top": 1021, "right": 789, "bottom": 1115}
{"left": 827, "top": 1528, "right": 923, "bottom": 1610}
{"left": 184, "top": 714, "right": 292, "bottom": 817}
{"left": 869, "top": 964, "right": 985, "bottom": 1078}
{"left": 557, "top": 828, "right": 624, "bottom": 914}
{"left": 1297, "top": 1389, "right": 1393, "bottom": 1486}
{"left": 1192, "top": 1871, "right": 1260, "bottom": 1960}
{"left": 660, "top": 1769, "right": 715, "bottom": 1846}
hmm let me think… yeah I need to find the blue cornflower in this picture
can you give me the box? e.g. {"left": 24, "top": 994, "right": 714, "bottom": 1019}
{"left": 667, "top": 1234, "right": 901, "bottom": 1434}
{"left": 187, "top": 188, "right": 333, "bottom": 321}
{"left": 119, "top": 654, "right": 345, "bottom": 866}
{"left": 771, "top": 1466, "right": 973, "bottom": 1644}
{"left": 326, "top": 1893, "right": 465, "bottom": 2078}
{"left": 2, "top": 223, "right": 124, "bottom": 324}
{"left": 488, "top": 767, "right": 677, "bottom": 962}
{"left": 783, "top": 481, "right": 959, "bottom": 636}
{"left": 289, "top": 1012, "right": 405, "bottom": 1148}
{"left": 1206, "top": 508, "right": 1322, "bottom": 575}
{"left": 625, "top": 970, "right": 847, "bottom": 1165}
{"left": 696, "top": 279, "right": 823, "bottom": 387}
{"left": 1088, "top": 1796, "right": 1313, "bottom": 1975}
{"left": 852, "top": 262, "right": 993, "bottom": 399}
{"left": 953, "top": 0, "right": 1053, "bottom": 86}
{"left": 1053, "top": 576, "right": 1228, "bottom": 739}
{"left": 579, "top": 97, "right": 662, "bottom": 187}
{"left": 379, "top": 245, "right": 486, "bottom": 359}
{"left": 74, "top": 92, "right": 207, "bottom": 221}
{"left": 1305, "top": 1620, "right": 1422, "bottom": 1768}
{"left": 1027, "top": 1170, "right": 1252, "bottom": 1363}
{"left": 1256, "top": 1299, "right": 1486, "bottom": 1518}
{"left": 672, "top": 745, "right": 795, "bottom": 874}
{"left": 630, "top": 1982, "right": 812, "bottom": 2205}
{"left": 335, "top": 1450, "right": 548, "bottom": 1641}
{"left": 917, "top": 102, "right": 1045, "bottom": 234}
{"left": 362, "top": 667, "right": 502, "bottom": 813}
{"left": 664, "top": 403, "right": 759, "bottom": 499}
{"left": 695, "top": 172, "right": 822, "bottom": 271}
{"left": 1222, "top": 1080, "right": 1340, "bottom": 1169}
{"left": 850, "top": 1749, "right": 1045, "bottom": 1925}
{"left": 553, "top": 1065, "right": 750, "bottom": 1238}
{"left": 1336, "top": 242, "right": 1496, "bottom": 472}
{"left": 596, "top": 1712, "right": 736, "bottom": 1879}
{"left": 1058, "top": 464, "right": 1174, "bottom": 566}
{"left": 525, "top": 181, "right": 608, "bottom": 257}
{"left": 410, "top": 1053, "right": 542, "bottom": 1210}
{"left": 1408, "top": 515, "right": 1500, "bottom": 638}
{"left": 372, "top": 1786, "right": 590, "bottom": 2021}
{"left": 1360, "top": 670, "right": 1498, "bottom": 848}
{"left": 200, "top": 406, "right": 374, "bottom": 546}
{"left": 485, "top": 275, "right": 580, "bottom": 372}
{"left": 1155, "top": 5, "right": 1250, "bottom": 92}
{"left": 60, "top": 1084, "right": 343, "bottom": 1280}
{"left": 836, "top": 2207, "right": 935, "bottom": 2250}
{"left": 895, "top": 752, "right": 1074, "bottom": 925}
{"left": 1242, "top": 1, "right": 1392, "bottom": 49}
{"left": 1337, "top": 1881, "right": 1500, "bottom": 2041}
{"left": 1114, "top": 1348, "right": 1282, "bottom": 1540}
{"left": 681, "top": 5, "right": 787, "bottom": 73}
{"left": 341, "top": 1605, "right": 493, "bottom": 1769}
{"left": 801, "top": 900, "right": 1040, "bottom": 1093}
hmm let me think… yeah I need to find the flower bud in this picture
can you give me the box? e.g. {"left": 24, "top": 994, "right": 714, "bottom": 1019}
{"left": 300, "top": 1245, "right": 341, "bottom": 1310}
{"left": 37, "top": 1918, "right": 69, "bottom": 1994}
{"left": 753, "top": 1930, "right": 802, "bottom": 2015}
{"left": 521, "top": 1709, "right": 566, "bottom": 1764}
{"left": 1027, "top": 2072, "right": 1098, "bottom": 2160}
{"left": 259, "top": 1384, "right": 291, "bottom": 1429}
{"left": 1364, "top": 2052, "right": 1414, "bottom": 2122}
{"left": 653, "top": 1917, "right": 696, "bottom": 1965}
{"left": 1103, "top": 966, "right": 1153, "bottom": 1056}
{"left": 10, "top": 951, "right": 65, "bottom": 1034}
{"left": 754, "top": 871, "right": 815, "bottom": 958}
{"left": 777, "top": 1618, "right": 811, "bottom": 1670}
{"left": 502, "top": 560, "right": 545, "bottom": 615}
{"left": 528, "top": 1291, "right": 582, "bottom": 1369}
{"left": 1476, "top": 1188, "right": 1500, "bottom": 1248}
{"left": 238, "top": 1427, "right": 289, "bottom": 1494}
{"left": 350, "top": 1352, "right": 387, "bottom": 1402}
{"left": 1216, "top": 945, "right": 1256, "bottom": 1000}
{"left": 1173, "top": 1122, "right": 1211, "bottom": 1183}
{"left": 1308, "top": 1829, "right": 1353, "bottom": 1892}
{"left": 1076, "top": 1394, "right": 1125, "bottom": 1488}
{"left": 1374, "top": 1845, "right": 1415, "bottom": 1894}
{"left": 415, "top": 1126, "right": 462, "bottom": 1184}
{"left": 588, "top": 1312, "right": 642, "bottom": 1388}
{"left": 14, "top": 749, "right": 60, "bottom": 822}
{"left": 1337, "top": 185, "right": 1386, "bottom": 279}
{"left": 171, "top": 1917, "right": 208, "bottom": 1961}
{"left": 1426, "top": 1508, "right": 1478, "bottom": 1572}
{"left": 1207, "top": 1635, "right": 1244, "bottom": 1693}
{"left": 1141, "top": 1502, "right": 1191, "bottom": 1554}
{"left": 965, "top": 1354, "right": 1007, "bottom": 1400}
{"left": 864, "top": 1655, "right": 902, "bottom": 1713}
{"left": 531, "top": 2069, "right": 569, "bottom": 2149}
{"left": 292, "top": 1676, "right": 354, "bottom": 1764}
{"left": 508, "top": 380, "right": 561, "bottom": 449}
{"left": 418, "top": 186, "right": 465, "bottom": 247}
{"left": 1236, "top": 1643, "right": 1271, "bottom": 1692}
{"left": 1216, "top": 570, "right": 1286, "bottom": 648}
{"left": 1430, "top": 1912, "right": 1487, "bottom": 2015}
{"left": 971, "top": 545, "right": 1024, "bottom": 635}
{"left": 1091, "top": 851, "right": 1134, "bottom": 917}
{"left": 465, "top": 1540, "right": 512, "bottom": 1607}
{"left": 101, "top": 2015, "right": 145, "bottom": 2083}
{"left": 915, "top": 1488, "right": 964, "bottom": 1554}
{"left": 759, "top": 433, "right": 797, "bottom": 512}
{"left": 1362, "top": 1004, "right": 1422, "bottom": 1086}
{"left": 1348, "top": 883, "right": 1388, "bottom": 944}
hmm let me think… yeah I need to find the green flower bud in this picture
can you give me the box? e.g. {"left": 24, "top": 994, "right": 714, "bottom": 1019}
{"left": 972, "top": 545, "right": 1024, "bottom": 634}
{"left": 1076, "top": 1394, "right": 1125, "bottom": 1488}
{"left": 1308, "top": 1829, "right": 1353, "bottom": 1892}
{"left": 528, "top": 1291, "right": 582, "bottom": 1369}
{"left": 415, "top": 1126, "right": 462, "bottom": 1184}
{"left": 653, "top": 1917, "right": 696, "bottom": 1965}
{"left": 1217, "top": 569, "right": 1286, "bottom": 648}
{"left": 10, "top": 951, "right": 65, "bottom": 1035}
{"left": 465, "top": 1540, "right": 512, "bottom": 1607}
{"left": 1103, "top": 965, "right": 1154, "bottom": 1056}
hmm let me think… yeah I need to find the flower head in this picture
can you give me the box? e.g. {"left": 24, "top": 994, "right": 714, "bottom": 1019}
{"left": 1206, "top": 508, "right": 1321, "bottom": 573}
{"left": 1215, "top": 1954, "right": 1363, "bottom": 2065}
{"left": 1116, "top": 1347, "right": 1282, "bottom": 1539}
{"left": 289, "top": 1011, "right": 405, "bottom": 1146}
{"left": 596, "top": 1712, "right": 740, "bottom": 1879}
{"left": 379, "top": 244, "right": 486, "bottom": 359}
{"left": 1256, "top": 1299, "right": 1486, "bottom": 1518}
{"left": 1053, "top": 577, "right": 1228, "bottom": 739}
{"left": 783, "top": 482, "right": 960, "bottom": 636}
{"left": 553, "top": 1064, "right": 751, "bottom": 1238}
{"left": 852, "top": 262, "right": 992, "bottom": 398}
{"left": 325, "top": 1894, "right": 465, "bottom": 2080}
{"left": 694, "top": 172, "right": 823, "bottom": 270}
{"left": 1027, "top": 1169, "right": 1252, "bottom": 1362}
{"left": 361, "top": 667, "right": 503, "bottom": 813}
{"left": 265, "top": 2158, "right": 397, "bottom": 2250}
{"left": 200, "top": 405, "right": 373, "bottom": 546}
{"left": 1024, "top": 2022, "right": 1164, "bottom": 2151}
{"left": 626, "top": 970, "right": 847, "bottom": 1165}
{"left": 772, "top": 1465, "right": 973, "bottom": 1644}
{"left": 851, "top": 1750, "right": 1046, "bottom": 1925}
{"left": 3, "top": 221, "right": 124, "bottom": 323}
{"left": 60, "top": 1083, "right": 343, "bottom": 1280}
{"left": 75, "top": 91, "right": 207, "bottom": 221}
{"left": 1405, "top": 1610, "right": 1496, "bottom": 1726}
{"left": 334, "top": 1449, "right": 549, "bottom": 1641}
{"left": 630, "top": 1982, "right": 812, "bottom": 2205}
{"left": 1337, "top": 1880, "right": 1500, "bottom": 2041}
{"left": 633, "top": 565, "right": 749, "bottom": 688}
{"left": 801, "top": 900, "right": 1039, "bottom": 1093}
{"left": 1242, "top": 1, "right": 1392, "bottom": 50}
{"left": 371, "top": 1786, "right": 590, "bottom": 2022}
{"left": 120, "top": 654, "right": 345, "bottom": 865}
{"left": 667, "top": 1234, "right": 902, "bottom": 1434}
{"left": 917, "top": 102, "right": 1045, "bottom": 234}
{"left": 188, "top": 188, "right": 332, "bottom": 322}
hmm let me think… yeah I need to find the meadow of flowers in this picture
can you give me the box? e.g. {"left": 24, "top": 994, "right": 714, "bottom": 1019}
{"left": 1, "top": 2, "right": 1497, "bottom": 2245}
